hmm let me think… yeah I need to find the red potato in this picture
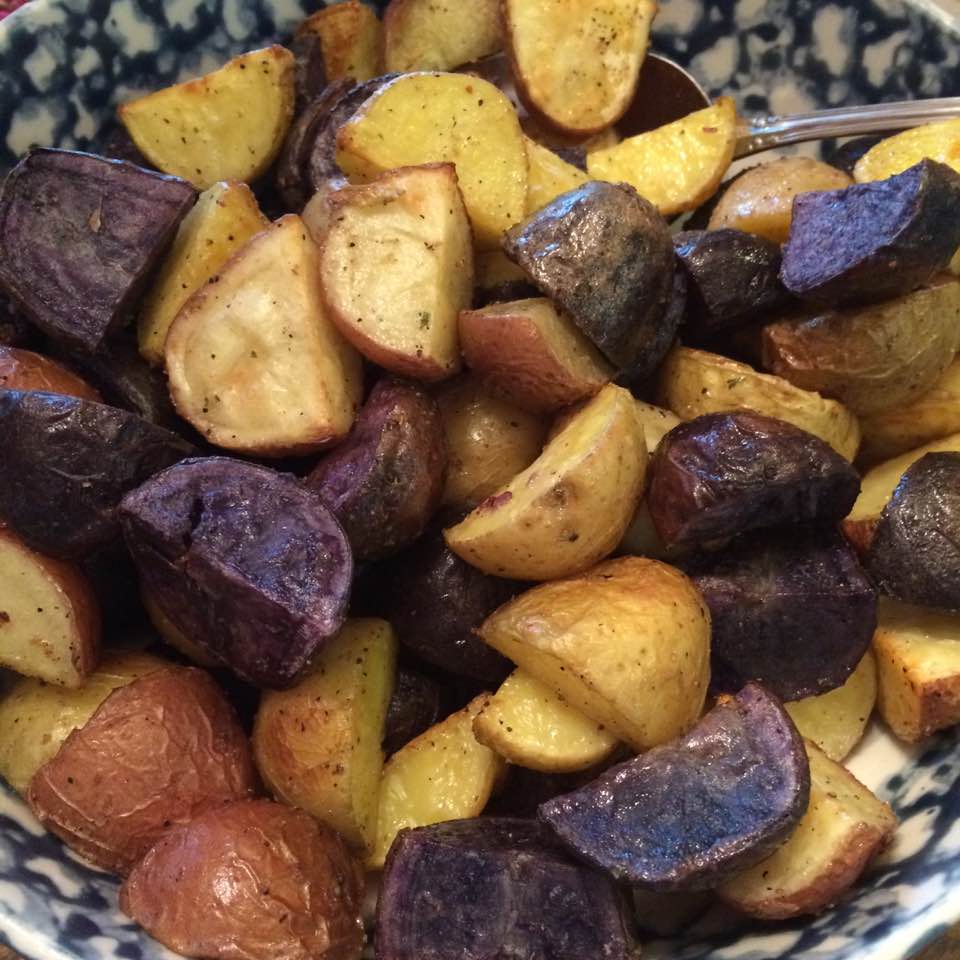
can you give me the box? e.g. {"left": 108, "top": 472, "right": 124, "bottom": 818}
{"left": 0, "top": 347, "right": 100, "bottom": 401}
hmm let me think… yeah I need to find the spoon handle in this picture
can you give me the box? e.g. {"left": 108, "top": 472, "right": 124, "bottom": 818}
{"left": 735, "top": 98, "right": 960, "bottom": 158}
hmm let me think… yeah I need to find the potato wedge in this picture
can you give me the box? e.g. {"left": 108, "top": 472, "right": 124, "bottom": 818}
{"left": 718, "top": 741, "right": 897, "bottom": 919}
{"left": 478, "top": 556, "right": 711, "bottom": 751}
{"left": 458, "top": 298, "right": 613, "bottom": 412}
{"left": 873, "top": 597, "right": 960, "bottom": 742}
{"left": 335, "top": 72, "right": 528, "bottom": 249}
{"left": 657, "top": 346, "right": 861, "bottom": 461}
{"left": 166, "top": 215, "right": 362, "bottom": 456}
{"left": 524, "top": 137, "right": 589, "bottom": 214}
{"left": 504, "top": 0, "right": 656, "bottom": 136}
{"left": 854, "top": 118, "right": 960, "bottom": 184}
{"left": 473, "top": 669, "right": 618, "bottom": 772}
{"left": 137, "top": 181, "right": 267, "bottom": 366}
{"left": 370, "top": 694, "right": 505, "bottom": 868}
{"left": 588, "top": 98, "right": 738, "bottom": 217}
{"left": 0, "top": 527, "right": 100, "bottom": 687}
{"left": 0, "top": 346, "right": 100, "bottom": 400}
{"left": 383, "top": 0, "right": 501, "bottom": 72}
{"left": 0, "top": 650, "right": 164, "bottom": 795}
{"left": 119, "top": 47, "right": 295, "bottom": 190}
{"left": 297, "top": 0, "right": 382, "bottom": 81}
{"left": 785, "top": 653, "right": 877, "bottom": 762}
{"left": 632, "top": 400, "right": 681, "bottom": 454}
{"left": 318, "top": 163, "right": 472, "bottom": 381}
{"left": 445, "top": 383, "right": 646, "bottom": 580}
{"left": 253, "top": 619, "right": 396, "bottom": 854}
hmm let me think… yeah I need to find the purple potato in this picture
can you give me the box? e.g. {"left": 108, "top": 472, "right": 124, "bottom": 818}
{"left": 0, "top": 149, "right": 196, "bottom": 351}
{"left": 376, "top": 818, "right": 637, "bottom": 960}
{"left": 0, "top": 389, "right": 196, "bottom": 559}
{"left": 290, "top": 31, "right": 328, "bottom": 106}
{"left": 0, "top": 293, "right": 38, "bottom": 348}
{"left": 383, "top": 667, "right": 442, "bottom": 755}
{"left": 120, "top": 457, "right": 352, "bottom": 689}
{"left": 647, "top": 411, "right": 860, "bottom": 547}
{"left": 824, "top": 136, "right": 885, "bottom": 178}
{"left": 539, "top": 683, "right": 809, "bottom": 891}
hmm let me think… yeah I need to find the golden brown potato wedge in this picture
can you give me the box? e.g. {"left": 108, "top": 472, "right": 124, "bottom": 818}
{"left": 0, "top": 347, "right": 101, "bottom": 400}
{"left": 473, "top": 669, "right": 618, "bottom": 772}
{"left": 444, "top": 382, "right": 647, "bottom": 580}
{"left": 478, "top": 556, "right": 711, "bottom": 751}
{"left": 436, "top": 375, "right": 547, "bottom": 509}
{"left": 369, "top": 694, "right": 505, "bottom": 868}
{"left": 708, "top": 157, "right": 853, "bottom": 244}
{"left": 873, "top": 597, "right": 960, "bottom": 743}
{"left": 165, "top": 215, "right": 362, "bottom": 456}
{"left": 524, "top": 137, "right": 589, "bottom": 214}
{"left": 137, "top": 181, "right": 267, "bottom": 366}
{"left": 297, "top": 0, "right": 382, "bottom": 81}
{"left": 0, "top": 527, "right": 100, "bottom": 687}
{"left": 504, "top": 0, "right": 656, "bottom": 136}
{"left": 335, "top": 72, "right": 528, "bottom": 249}
{"left": 854, "top": 118, "right": 960, "bottom": 184}
{"left": 657, "top": 346, "right": 861, "bottom": 461}
{"left": 119, "top": 46, "right": 295, "bottom": 190}
{"left": 458, "top": 297, "right": 613, "bottom": 412}
{"left": 253, "top": 619, "right": 396, "bottom": 854}
{"left": 588, "top": 98, "right": 738, "bottom": 217}
{"left": 318, "top": 163, "right": 472, "bottom": 381}
{"left": 383, "top": 0, "right": 501, "bottom": 72}
{"left": 718, "top": 742, "right": 896, "bottom": 919}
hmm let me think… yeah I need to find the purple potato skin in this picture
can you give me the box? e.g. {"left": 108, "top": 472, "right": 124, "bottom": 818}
{"left": 0, "top": 293, "right": 37, "bottom": 349}
{"left": 0, "top": 389, "right": 197, "bottom": 559}
{"left": 647, "top": 411, "right": 860, "bottom": 547}
{"left": 306, "top": 378, "right": 447, "bottom": 562}
{"left": 867, "top": 452, "right": 960, "bottom": 610}
{"left": 684, "top": 526, "right": 877, "bottom": 701}
{"left": 120, "top": 457, "right": 352, "bottom": 689}
{"left": 539, "top": 683, "right": 810, "bottom": 891}
{"left": 825, "top": 136, "right": 884, "bottom": 177}
{"left": 780, "top": 159, "right": 960, "bottom": 308}
{"left": 376, "top": 818, "right": 637, "bottom": 960}
{"left": 290, "top": 31, "right": 328, "bottom": 107}
{"left": 383, "top": 668, "right": 442, "bottom": 755}
{"left": 0, "top": 149, "right": 196, "bottom": 352}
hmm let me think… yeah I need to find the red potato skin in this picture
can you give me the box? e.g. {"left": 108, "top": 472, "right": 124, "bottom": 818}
{"left": 121, "top": 799, "right": 365, "bottom": 960}
{"left": 27, "top": 666, "right": 257, "bottom": 875}
{"left": 0, "top": 347, "right": 101, "bottom": 401}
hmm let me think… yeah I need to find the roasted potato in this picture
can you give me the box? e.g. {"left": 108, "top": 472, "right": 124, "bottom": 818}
{"left": 540, "top": 683, "right": 810, "bottom": 890}
{"left": 165, "top": 215, "right": 363, "bottom": 456}
{"left": 318, "top": 163, "right": 473, "bottom": 381}
{"left": 473, "top": 250, "right": 538, "bottom": 306}
{"left": 854, "top": 117, "right": 960, "bottom": 184}
{"left": 781, "top": 160, "right": 960, "bottom": 307}
{"left": 826, "top": 135, "right": 885, "bottom": 177}
{"left": 479, "top": 556, "right": 710, "bottom": 750}
{"left": 473, "top": 669, "right": 619, "bottom": 772}
{"left": 119, "top": 46, "right": 296, "bottom": 190}
{"left": 289, "top": 30, "right": 327, "bottom": 107}
{"left": 685, "top": 527, "right": 877, "bottom": 701}
{"left": 632, "top": 400, "right": 682, "bottom": 453}
{"left": 377, "top": 819, "right": 636, "bottom": 960}
{"left": 141, "top": 589, "right": 220, "bottom": 668}
{"left": 27, "top": 666, "right": 256, "bottom": 874}
{"left": 873, "top": 597, "right": 960, "bottom": 742}
{"left": 588, "top": 98, "right": 738, "bottom": 216}
{"left": 458, "top": 298, "right": 613, "bottom": 412}
{"left": 647, "top": 411, "right": 859, "bottom": 548}
{"left": 0, "top": 149, "right": 196, "bottom": 352}
{"left": 336, "top": 72, "right": 528, "bottom": 249}
{"left": 0, "top": 346, "right": 100, "bottom": 400}
{"left": 0, "top": 390, "right": 196, "bottom": 559}
{"left": 370, "top": 695, "right": 505, "bottom": 868}
{"left": 445, "top": 383, "right": 646, "bottom": 580}
{"left": 718, "top": 741, "right": 896, "bottom": 918}
{"left": 297, "top": 0, "right": 382, "bottom": 81}
{"left": 120, "top": 799, "right": 365, "bottom": 960}
{"left": 120, "top": 457, "right": 353, "bottom": 689}
{"left": 383, "top": 0, "right": 500, "bottom": 72}
{"left": 0, "top": 293, "right": 35, "bottom": 349}
{"left": 524, "top": 137, "right": 589, "bottom": 214}
{"left": 253, "top": 619, "right": 396, "bottom": 854}
{"left": 138, "top": 180, "right": 267, "bottom": 365}
{"left": 0, "top": 650, "right": 164, "bottom": 795}
{"left": 384, "top": 668, "right": 442, "bottom": 755}
{"left": 504, "top": 0, "right": 655, "bottom": 136}
{"left": 657, "top": 346, "right": 861, "bottom": 461}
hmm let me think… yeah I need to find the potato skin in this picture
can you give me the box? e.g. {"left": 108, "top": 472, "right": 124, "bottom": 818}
{"left": 120, "top": 799, "right": 364, "bottom": 960}
{"left": 384, "top": 667, "right": 442, "bottom": 755}
{"left": 27, "top": 666, "right": 256, "bottom": 874}
{"left": 0, "top": 347, "right": 101, "bottom": 401}
{"left": 307, "top": 379, "right": 447, "bottom": 561}
{"left": 647, "top": 412, "right": 860, "bottom": 547}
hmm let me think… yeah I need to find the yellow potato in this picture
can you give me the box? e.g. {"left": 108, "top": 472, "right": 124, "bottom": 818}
{"left": 588, "top": 98, "right": 738, "bottom": 217}
{"left": 119, "top": 46, "right": 295, "bottom": 190}
{"left": 475, "top": 250, "right": 530, "bottom": 296}
{"left": 444, "top": 383, "right": 647, "bottom": 580}
{"left": 854, "top": 118, "right": 960, "bottom": 183}
{"left": 336, "top": 72, "right": 528, "bottom": 249}
{"left": 525, "top": 137, "right": 589, "bottom": 214}
{"left": 632, "top": 400, "right": 681, "bottom": 455}
{"left": 253, "top": 620, "right": 397, "bottom": 854}
{"left": 473, "top": 669, "right": 619, "bottom": 772}
{"left": 478, "top": 556, "right": 711, "bottom": 751}
{"left": 657, "top": 346, "right": 860, "bottom": 461}
{"left": 370, "top": 695, "right": 504, "bottom": 868}
{"left": 138, "top": 181, "right": 266, "bottom": 366}
{"left": 297, "top": 0, "right": 382, "bottom": 81}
